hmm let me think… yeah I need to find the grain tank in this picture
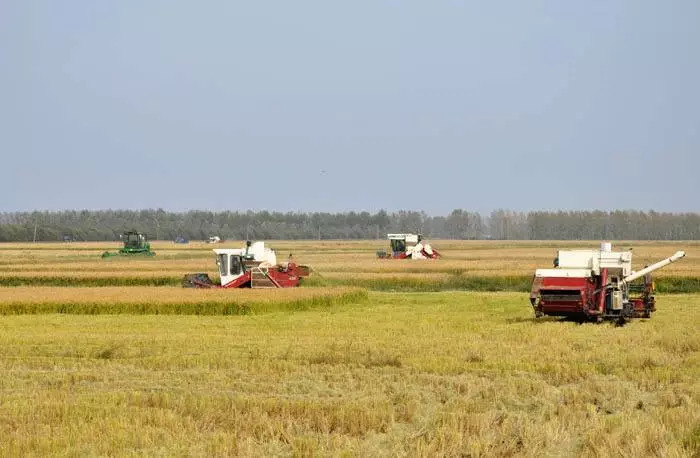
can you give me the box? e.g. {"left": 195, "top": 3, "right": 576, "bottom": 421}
{"left": 530, "top": 243, "right": 685, "bottom": 322}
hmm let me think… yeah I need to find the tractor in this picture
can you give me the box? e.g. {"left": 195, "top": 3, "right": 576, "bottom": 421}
{"left": 101, "top": 231, "right": 156, "bottom": 258}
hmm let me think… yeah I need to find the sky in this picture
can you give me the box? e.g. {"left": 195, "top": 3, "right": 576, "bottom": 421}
{"left": 1, "top": 1, "right": 699, "bottom": 215}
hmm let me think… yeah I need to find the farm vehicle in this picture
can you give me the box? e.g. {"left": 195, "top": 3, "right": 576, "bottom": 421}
{"left": 530, "top": 242, "right": 685, "bottom": 323}
{"left": 101, "top": 231, "right": 156, "bottom": 258}
{"left": 183, "top": 241, "right": 310, "bottom": 288}
{"left": 376, "top": 233, "right": 440, "bottom": 259}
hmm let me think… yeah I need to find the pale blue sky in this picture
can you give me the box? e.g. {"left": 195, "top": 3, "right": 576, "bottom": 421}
{"left": 2, "top": 1, "right": 698, "bottom": 214}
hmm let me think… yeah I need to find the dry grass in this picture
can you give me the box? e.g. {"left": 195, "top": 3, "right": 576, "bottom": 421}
{"left": 0, "top": 271, "right": 186, "bottom": 279}
{"left": 0, "top": 291, "right": 697, "bottom": 456}
{"left": 0, "top": 240, "right": 697, "bottom": 455}
{"left": 0, "top": 286, "right": 366, "bottom": 315}
{"left": 304, "top": 241, "right": 699, "bottom": 277}
{"left": 0, "top": 260, "right": 212, "bottom": 272}
{"left": 0, "top": 240, "right": 696, "bottom": 285}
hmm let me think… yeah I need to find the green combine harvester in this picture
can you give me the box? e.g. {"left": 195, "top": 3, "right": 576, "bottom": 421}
{"left": 101, "top": 231, "right": 156, "bottom": 258}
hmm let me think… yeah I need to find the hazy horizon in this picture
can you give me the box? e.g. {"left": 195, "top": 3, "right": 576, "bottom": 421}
{"left": 2, "top": 207, "right": 698, "bottom": 219}
{"left": 3, "top": 1, "right": 699, "bottom": 214}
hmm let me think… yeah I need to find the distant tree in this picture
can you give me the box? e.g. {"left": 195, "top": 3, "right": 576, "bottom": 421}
{"left": 0, "top": 209, "right": 697, "bottom": 241}
{"left": 445, "top": 209, "right": 484, "bottom": 239}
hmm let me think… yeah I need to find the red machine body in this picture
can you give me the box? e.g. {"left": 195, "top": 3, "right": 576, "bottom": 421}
{"left": 530, "top": 244, "right": 684, "bottom": 322}
{"left": 530, "top": 269, "right": 654, "bottom": 321}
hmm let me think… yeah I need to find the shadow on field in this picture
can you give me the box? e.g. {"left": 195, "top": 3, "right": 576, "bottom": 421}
{"left": 505, "top": 316, "right": 559, "bottom": 324}
{"left": 507, "top": 315, "right": 652, "bottom": 327}
{"left": 505, "top": 315, "right": 613, "bottom": 325}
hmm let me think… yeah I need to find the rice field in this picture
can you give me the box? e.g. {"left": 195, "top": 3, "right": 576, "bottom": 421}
{"left": 0, "top": 286, "right": 366, "bottom": 315}
{"left": 0, "top": 239, "right": 698, "bottom": 291}
{"left": 0, "top": 240, "right": 698, "bottom": 456}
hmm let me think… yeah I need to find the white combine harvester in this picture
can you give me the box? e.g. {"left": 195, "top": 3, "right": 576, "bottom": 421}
{"left": 530, "top": 242, "right": 686, "bottom": 322}
{"left": 376, "top": 233, "right": 440, "bottom": 259}
{"left": 183, "top": 241, "right": 310, "bottom": 288}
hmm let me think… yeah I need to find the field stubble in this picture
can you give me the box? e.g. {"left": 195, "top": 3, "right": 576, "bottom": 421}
{"left": 0, "top": 240, "right": 698, "bottom": 455}
{"left": 0, "top": 292, "right": 698, "bottom": 456}
{"left": 0, "top": 240, "right": 698, "bottom": 292}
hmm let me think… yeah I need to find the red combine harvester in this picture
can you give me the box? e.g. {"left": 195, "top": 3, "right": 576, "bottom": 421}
{"left": 530, "top": 242, "right": 685, "bottom": 322}
{"left": 183, "top": 241, "right": 310, "bottom": 288}
{"left": 376, "top": 233, "right": 440, "bottom": 259}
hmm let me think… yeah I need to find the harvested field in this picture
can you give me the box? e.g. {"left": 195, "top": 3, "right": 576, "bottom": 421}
{"left": 0, "top": 240, "right": 697, "bottom": 455}
{"left": 0, "top": 291, "right": 697, "bottom": 456}
{"left": 0, "top": 240, "right": 697, "bottom": 291}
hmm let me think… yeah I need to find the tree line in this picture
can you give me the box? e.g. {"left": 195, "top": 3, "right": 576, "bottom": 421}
{"left": 0, "top": 209, "right": 698, "bottom": 241}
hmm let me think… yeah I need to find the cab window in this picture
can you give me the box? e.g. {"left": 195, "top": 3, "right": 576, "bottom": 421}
{"left": 230, "top": 255, "right": 242, "bottom": 275}
{"left": 218, "top": 253, "right": 228, "bottom": 277}
{"left": 391, "top": 239, "right": 406, "bottom": 253}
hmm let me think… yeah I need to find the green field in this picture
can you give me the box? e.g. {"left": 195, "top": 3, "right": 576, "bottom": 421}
{"left": 0, "top": 241, "right": 698, "bottom": 456}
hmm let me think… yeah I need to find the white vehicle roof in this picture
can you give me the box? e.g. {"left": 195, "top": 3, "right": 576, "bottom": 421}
{"left": 387, "top": 233, "right": 420, "bottom": 243}
{"left": 213, "top": 241, "right": 276, "bottom": 265}
{"left": 557, "top": 249, "right": 632, "bottom": 276}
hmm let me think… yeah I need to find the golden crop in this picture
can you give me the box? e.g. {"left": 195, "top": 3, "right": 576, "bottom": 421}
{"left": 0, "top": 240, "right": 697, "bottom": 455}
{"left": 0, "top": 291, "right": 697, "bottom": 456}
{"left": 0, "top": 286, "right": 366, "bottom": 315}
{"left": 1, "top": 240, "right": 697, "bottom": 277}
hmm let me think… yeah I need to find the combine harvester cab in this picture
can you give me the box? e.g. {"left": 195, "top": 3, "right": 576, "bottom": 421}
{"left": 183, "top": 241, "right": 310, "bottom": 288}
{"left": 376, "top": 234, "right": 440, "bottom": 260}
{"left": 101, "top": 231, "right": 156, "bottom": 258}
{"left": 530, "top": 242, "right": 685, "bottom": 322}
